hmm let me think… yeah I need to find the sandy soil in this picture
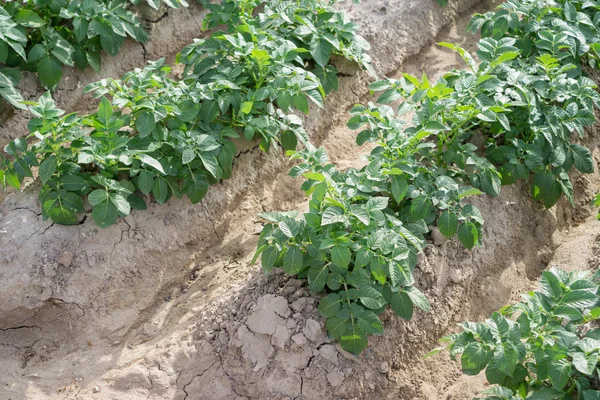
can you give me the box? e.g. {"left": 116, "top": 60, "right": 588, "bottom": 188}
{"left": 1, "top": 0, "right": 600, "bottom": 399}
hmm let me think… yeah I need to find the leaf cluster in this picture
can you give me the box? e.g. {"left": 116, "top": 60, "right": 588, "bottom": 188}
{"left": 0, "top": 0, "right": 373, "bottom": 227}
{"left": 437, "top": 268, "right": 600, "bottom": 400}
{"left": 0, "top": 0, "right": 184, "bottom": 95}
{"left": 199, "top": 0, "right": 373, "bottom": 94}
{"left": 253, "top": 0, "right": 600, "bottom": 355}
{"left": 253, "top": 100, "right": 485, "bottom": 354}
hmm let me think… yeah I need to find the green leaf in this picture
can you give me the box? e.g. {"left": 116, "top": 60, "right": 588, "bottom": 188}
{"left": 319, "top": 293, "right": 342, "bottom": 318}
{"left": 39, "top": 156, "right": 57, "bottom": 183}
{"left": 15, "top": 10, "right": 46, "bottom": 28}
{"left": 137, "top": 170, "right": 154, "bottom": 195}
{"left": 354, "top": 249, "right": 372, "bottom": 269}
{"left": 37, "top": 56, "right": 63, "bottom": 90}
{"left": 281, "top": 131, "right": 298, "bottom": 151}
{"left": 562, "top": 289, "right": 599, "bottom": 309}
{"left": 183, "top": 172, "right": 209, "bottom": 204}
{"left": 355, "top": 310, "right": 384, "bottom": 335}
{"left": 200, "top": 100, "right": 219, "bottom": 122}
{"left": 139, "top": 154, "right": 165, "bottom": 174}
{"left": 136, "top": 112, "right": 156, "bottom": 137}
{"left": 340, "top": 325, "right": 368, "bottom": 355}
{"left": 182, "top": 149, "right": 196, "bottom": 165}
{"left": 152, "top": 176, "right": 169, "bottom": 204}
{"left": 532, "top": 173, "right": 562, "bottom": 209}
{"left": 308, "top": 264, "right": 328, "bottom": 292}
{"left": 331, "top": 245, "right": 351, "bottom": 269}
{"left": 97, "top": 97, "right": 113, "bottom": 125}
{"left": 326, "top": 316, "right": 348, "bottom": 339}
{"left": 410, "top": 195, "right": 431, "bottom": 220}
{"left": 310, "top": 37, "right": 334, "bottom": 67}
{"left": 548, "top": 360, "right": 570, "bottom": 390}
{"left": 438, "top": 211, "right": 458, "bottom": 238}
{"left": 91, "top": 200, "right": 119, "bottom": 228}
{"left": 261, "top": 245, "right": 279, "bottom": 274}
{"left": 88, "top": 189, "right": 108, "bottom": 206}
{"left": 50, "top": 204, "right": 77, "bottom": 225}
{"left": 572, "top": 144, "right": 594, "bottom": 174}
{"left": 458, "top": 222, "right": 478, "bottom": 250}
{"left": 60, "top": 175, "right": 87, "bottom": 191}
{"left": 493, "top": 343, "right": 518, "bottom": 377}
{"left": 283, "top": 245, "right": 304, "bottom": 275}
{"left": 292, "top": 93, "right": 309, "bottom": 114}
{"left": 405, "top": 286, "right": 430, "bottom": 312}
{"left": 240, "top": 101, "right": 253, "bottom": 114}
{"left": 583, "top": 391, "right": 600, "bottom": 400}
{"left": 110, "top": 194, "right": 131, "bottom": 216}
{"left": 100, "top": 33, "right": 125, "bottom": 57}
{"left": 200, "top": 153, "right": 220, "bottom": 180}
{"left": 391, "top": 175, "right": 408, "bottom": 203}
{"left": 461, "top": 342, "right": 489, "bottom": 375}
{"left": 357, "top": 286, "right": 386, "bottom": 309}
{"left": 572, "top": 352, "right": 598, "bottom": 376}
{"left": 390, "top": 291, "right": 414, "bottom": 320}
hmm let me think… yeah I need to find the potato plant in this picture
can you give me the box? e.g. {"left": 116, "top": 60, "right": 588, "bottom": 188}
{"left": 253, "top": 103, "right": 485, "bottom": 354}
{"left": 254, "top": 0, "right": 600, "bottom": 354}
{"left": 434, "top": 268, "right": 600, "bottom": 399}
{"left": 0, "top": 0, "right": 185, "bottom": 96}
{"left": 199, "top": 0, "right": 373, "bottom": 94}
{"left": 0, "top": 0, "right": 372, "bottom": 227}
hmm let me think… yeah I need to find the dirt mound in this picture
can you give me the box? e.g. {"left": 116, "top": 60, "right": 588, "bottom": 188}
{"left": 4, "top": 0, "right": 600, "bottom": 399}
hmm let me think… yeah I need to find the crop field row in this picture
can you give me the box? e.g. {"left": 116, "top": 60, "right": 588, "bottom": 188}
{"left": 1, "top": 0, "right": 600, "bottom": 398}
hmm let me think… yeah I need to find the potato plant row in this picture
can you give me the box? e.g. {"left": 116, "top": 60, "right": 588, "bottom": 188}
{"left": 253, "top": 0, "right": 600, "bottom": 355}
{"left": 0, "top": 0, "right": 372, "bottom": 227}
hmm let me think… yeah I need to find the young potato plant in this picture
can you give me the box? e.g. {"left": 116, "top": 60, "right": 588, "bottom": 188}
{"left": 253, "top": 102, "right": 485, "bottom": 354}
{"left": 0, "top": 0, "right": 185, "bottom": 93}
{"left": 200, "top": 0, "right": 374, "bottom": 94}
{"left": 0, "top": 0, "right": 373, "bottom": 227}
{"left": 434, "top": 268, "right": 600, "bottom": 399}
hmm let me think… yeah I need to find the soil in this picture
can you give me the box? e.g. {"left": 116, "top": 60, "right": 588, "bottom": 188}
{"left": 1, "top": 1, "right": 600, "bottom": 400}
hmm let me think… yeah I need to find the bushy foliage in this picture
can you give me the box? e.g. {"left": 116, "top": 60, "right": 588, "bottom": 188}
{"left": 0, "top": 0, "right": 372, "bottom": 227}
{"left": 0, "top": 0, "right": 187, "bottom": 102}
{"left": 253, "top": 0, "right": 600, "bottom": 354}
{"left": 435, "top": 268, "right": 600, "bottom": 399}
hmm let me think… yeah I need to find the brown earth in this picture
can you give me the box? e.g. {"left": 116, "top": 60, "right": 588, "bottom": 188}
{"left": 1, "top": 0, "right": 600, "bottom": 399}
